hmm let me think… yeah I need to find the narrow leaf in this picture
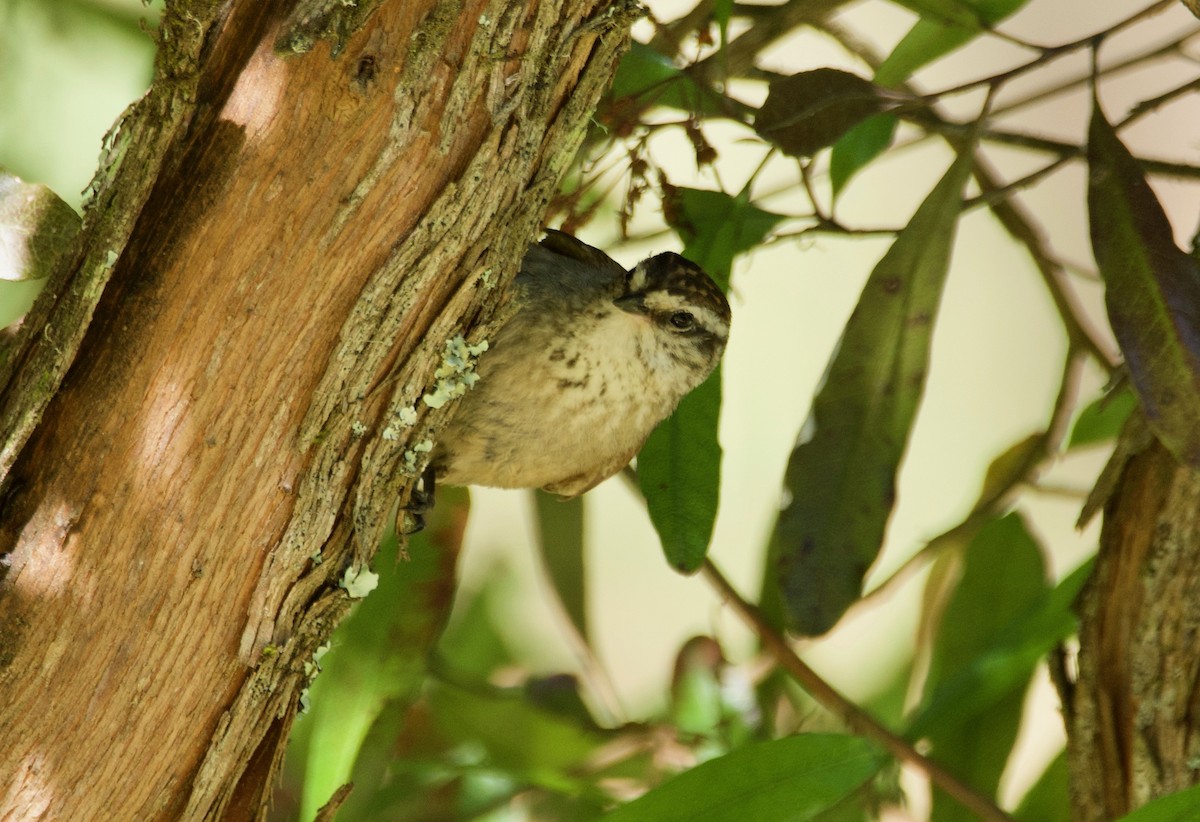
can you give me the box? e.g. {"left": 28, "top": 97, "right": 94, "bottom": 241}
{"left": 640, "top": 188, "right": 779, "bottom": 572}
{"left": 1087, "top": 101, "right": 1200, "bottom": 466}
{"left": 774, "top": 147, "right": 973, "bottom": 635}
{"left": 534, "top": 490, "right": 588, "bottom": 639}
{"left": 921, "top": 514, "right": 1049, "bottom": 820}
{"left": 297, "top": 488, "right": 468, "bottom": 820}
{"left": 640, "top": 368, "right": 722, "bottom": 573}
{"left": 604, "top": 734, "right": 881, "bottom": 822}
{"left": 908, "top": 558, "right": 1092, "bottom": 740}
{"left": 756, "top": 70, "right": 896, "bottom": 158}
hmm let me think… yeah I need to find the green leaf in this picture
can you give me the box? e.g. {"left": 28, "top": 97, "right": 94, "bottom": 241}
{"left": 1113, "top": 783, "right": 1200, "bottom": 821}
{"left": 1013, "top": 751, "right": 1069, "bottom": 822}
{"left": 428, "top": 679, "right": 606, "bottom": 778}
{"left": 295, "top": 487, "right": 468, "bottom": 821}
{"left": 639, "top": 187, "right": 778, "bottom": 572}
{"left": 756, "top": 70, "right": 897, "bottom": 158}
{"left": 664, "top": 186, "right": 785, "bottom": 284}
{"left": 829, "top": 0, "right": 1029, "bottom": 190}
{"left": 876, "top": 0, "right": 1029, "bottom": 86}
{"left": 924, "top": 514, "right": 1048, "bottom": 687}
{"left": 908, "top": 558, "right": 1092, "bottom": 740}
{"left": 888, "top": 0, "right": 983, "bottom": 27}
{"left": 639, "top": 367, "right": 723, "bottom": 573}
{"left": 610, "top": 42, "right": 726, "bottom": 116}
{"left": 773, "top": 146, "right": 974, "bottom": 635}
{"left": 921, "top": 514, "right": 1049, "bottom": 821}
{"left": 831, "top": 114, "right": 898, "bottom": 196}
{"left": 1087, "top": 100, "right": 1200, "bottom": 467}
{"left": 534, "top": 490, "right": 588, "bottom": 640}
{"left": 604, "top": 734, "right": 882, "bottom": 822}
{"left": 713, "top": 0, "right": 734, "bottom": 48}
{"left": 1067, "top": 387, "right": 1137, "bottom": 449}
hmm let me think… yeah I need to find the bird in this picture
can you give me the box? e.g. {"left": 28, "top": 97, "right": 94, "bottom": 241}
{"left": 428, "top": 229, "right": 731, "bottom": 498}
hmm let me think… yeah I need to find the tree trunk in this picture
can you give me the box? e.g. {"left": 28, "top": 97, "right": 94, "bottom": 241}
{"left": 0, "top": 0, "right": 634, "bottom": 817}
{"left": 1069, "top": 429, "right": 1200, "bottom": 819}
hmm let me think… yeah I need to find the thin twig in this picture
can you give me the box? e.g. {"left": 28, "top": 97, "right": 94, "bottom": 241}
{"left": 702, "top": 559, "right": 1016, "bottom": 822}
{"left": 969, "top": 151, "right": 1120, "bottom": 370}
{"left": 991, "top": 29, "right": 1200, "bottom": 118}
{"left": 926, "top": 0, "right": 1179, "bottom": 98}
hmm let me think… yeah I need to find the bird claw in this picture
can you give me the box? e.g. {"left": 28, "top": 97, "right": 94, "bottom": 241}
{"left": 399, "top": 467, "right": 436, "bottom": 535}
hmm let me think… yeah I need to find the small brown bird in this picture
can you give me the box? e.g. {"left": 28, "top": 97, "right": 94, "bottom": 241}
{"left": 430, "top": 230, "right": 731, "bottom": 497}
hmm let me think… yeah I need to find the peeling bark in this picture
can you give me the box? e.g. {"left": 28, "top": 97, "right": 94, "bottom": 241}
{"left": 0, "top": 0, "right": 636, "bottom": 817}
{"left": 1069, "top": 431, "right": 1200, "bottom": 820}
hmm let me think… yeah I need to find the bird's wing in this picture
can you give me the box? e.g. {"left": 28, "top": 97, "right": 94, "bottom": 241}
{"left": 537, "top": 229, "right": 628, "bottom": 280}
{"left": 542, "top": 438, "right": 644, "bottom": 498}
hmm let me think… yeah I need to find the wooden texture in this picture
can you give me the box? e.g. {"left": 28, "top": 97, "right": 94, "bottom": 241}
{"left": 0, "top": 0, "right": 635, "bottom": 818}
{"left": 1069, "top": 436, "right": 1200, "bottom": 820}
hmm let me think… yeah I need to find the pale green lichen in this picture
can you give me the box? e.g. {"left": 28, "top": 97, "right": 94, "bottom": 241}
{"left": 340, "top": 565, "right": 379, "bottom": 598}
{"left": 401, "top": 439, "right": 433, "bottom": 475}
{"left": 304, "top": 641, "right": 331, "bottom": 678}
{"left": 350, "top": 420, "right": 368, "bottom": 437}
{"left": 423, "top": 335, "right": 488, "bottom": 409}
{"left": 382, "top": 405, "right": 419, "bottom": 441}
{"left": 299, "top": 641, "right": 332, "bottom": 714}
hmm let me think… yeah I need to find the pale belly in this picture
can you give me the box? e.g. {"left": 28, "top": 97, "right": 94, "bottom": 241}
{"left": 433, "top": 316, "right": 678, "bottom": 495}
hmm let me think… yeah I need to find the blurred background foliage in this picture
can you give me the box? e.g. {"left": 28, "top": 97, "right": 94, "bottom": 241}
{"left": 4, "top": 0, "right": 1200, "bottom": 819}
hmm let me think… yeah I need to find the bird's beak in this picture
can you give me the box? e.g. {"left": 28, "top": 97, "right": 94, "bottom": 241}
{"left": 613, "top": 293, "right": 648, "bottom": 315}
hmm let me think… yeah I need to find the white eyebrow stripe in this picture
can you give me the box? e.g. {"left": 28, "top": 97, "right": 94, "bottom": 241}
{"left": 628, "top": 262, "right": 650, "bottom": 292}
{"left": 642, "top": 292, "right": 730, "bottom": 338}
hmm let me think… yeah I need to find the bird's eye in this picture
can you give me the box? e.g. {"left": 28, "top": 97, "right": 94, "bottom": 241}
{"left": 668, "top": 311, "right": 695, "bottom": 330}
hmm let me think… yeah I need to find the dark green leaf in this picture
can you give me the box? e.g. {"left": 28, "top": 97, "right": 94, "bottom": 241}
{"left": 756, "top": 70, "right": 895, "bottom": 158}
{"left": 1087, "top": 101, "right": 1200, "bottom": 467}
{"left": 534, "top": 490, "right": 588, "bottom": 641}
{"left": 1113, "top": 783, "right": 1200, "bottom": 821}
{"left": 774, "top": 147, "right": 973, "bottom": 635}
{"left": 604, "top": 734, "right": 882, "bottom": 822}
{"left": 639, "top": 367, "right": 722, "bottom": 573}
{"left": 1067, "top": 387, "right": 1137, "bottom": 449}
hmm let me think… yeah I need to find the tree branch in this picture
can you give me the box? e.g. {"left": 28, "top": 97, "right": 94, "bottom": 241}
{"left": 702, "top": 559, "right": 1016, "bottom": 822}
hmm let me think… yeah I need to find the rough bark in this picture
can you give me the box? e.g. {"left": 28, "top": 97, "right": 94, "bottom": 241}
{"left": 0, "top": 0, "right": 636, "bottom": 818}
{"left": 1069, "top": 429, "right": 1200, "bottom": 819}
